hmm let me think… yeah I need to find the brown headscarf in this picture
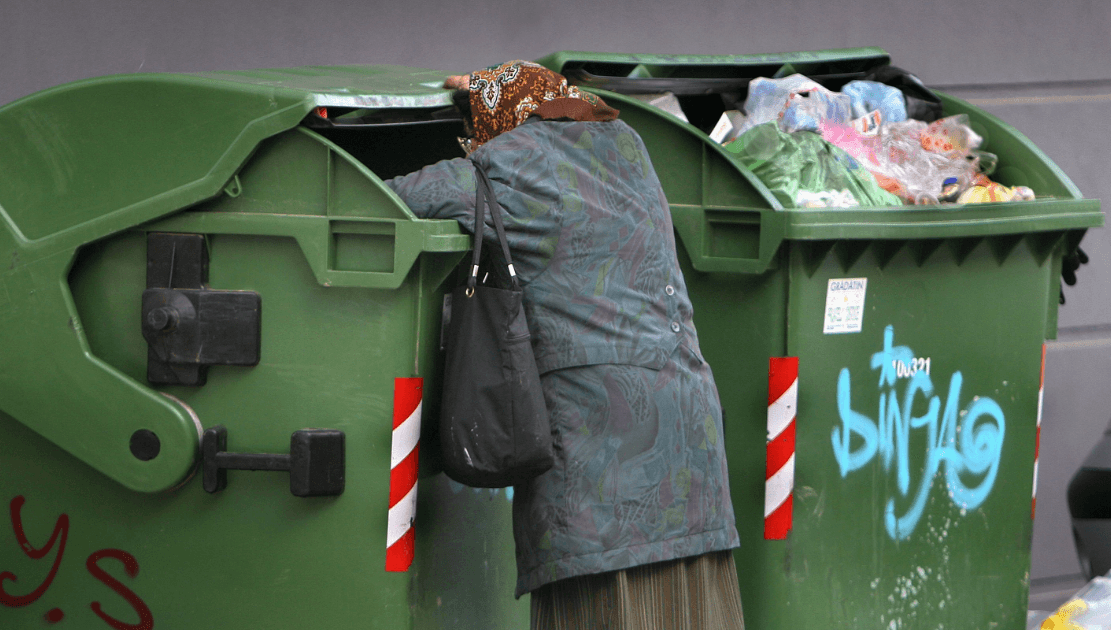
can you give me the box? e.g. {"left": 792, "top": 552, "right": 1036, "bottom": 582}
{"left": 464, "top": 60, "right": 619, "bottom": 147}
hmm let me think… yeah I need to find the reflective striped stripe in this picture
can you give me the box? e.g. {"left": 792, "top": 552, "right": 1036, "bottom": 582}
{"left": 766, "top": 357, "right": 798, "bottom": 540}
{"left": 764, "top": 454, "right": 795, "bottom": 518}
{"left": 390, "top": 400, "right": 421, "bottom": 469}
{"left": 387, "top": 484, "right": 419, "bottom": 547}
{"left": 767, "top": 380, "right": 798, "bottom": 441}
{"left": 387, "top": 377, "right": 422, "bottom": 572}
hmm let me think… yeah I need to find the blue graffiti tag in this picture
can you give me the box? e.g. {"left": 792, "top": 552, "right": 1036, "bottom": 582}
{"left": 831, "top": 325, "right": 1005, "bottom": 539}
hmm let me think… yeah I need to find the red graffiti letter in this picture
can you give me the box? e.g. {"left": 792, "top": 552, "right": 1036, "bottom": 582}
{"left": 0, "top": 496, "right": 69, "bottom": 607}
{"left": 86, "top": 549, "right": 154, "bottom": 630}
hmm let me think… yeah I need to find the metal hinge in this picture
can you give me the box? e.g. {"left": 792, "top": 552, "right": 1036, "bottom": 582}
{"left": 141, "top": 232, "right": 261, "bottom": 386}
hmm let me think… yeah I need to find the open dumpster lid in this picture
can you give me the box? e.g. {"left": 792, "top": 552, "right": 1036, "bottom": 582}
{"left": 536, "top": 47, "right": 892, "bottom": 94}
{"left": 192, "top": 65, "right": 454, "bottom": 109}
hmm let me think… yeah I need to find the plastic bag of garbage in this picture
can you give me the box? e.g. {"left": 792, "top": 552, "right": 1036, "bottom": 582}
{"left": 957, "top": 180, "right": 1035, "bottom": 203}
{"left": 1035, "top": 574, "right": 1111, "bottom": 629}
{"left": 878, "top": 117, "right": 984, "bottom": 203}
{"left": 919, "top": 114, "right": 982, "bottom": 154}
{"left": 737, "top": 74, "right": 852, "bottom": 135}
{"left": 725, "top": 121, "right": 903, "bottom": 209}
{"left": 820, "top": 114, "right": 1003, "bottom": 204}
{"left": 842, "top": 80, "right": 908, "bottom": 124}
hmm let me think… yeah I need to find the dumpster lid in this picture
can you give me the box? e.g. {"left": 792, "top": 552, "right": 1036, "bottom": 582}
{"left": 536, "top": 47, "right": 892, "bottom": 94}
{"left": 191, "top": 65, "right": 454, "bottom": 109}
{"left": 0, "top": 65, "right": 453, "bottom": 254}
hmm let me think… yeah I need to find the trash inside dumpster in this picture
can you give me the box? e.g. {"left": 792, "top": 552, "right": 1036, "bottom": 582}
{"left": 539, "top": 46, "right": 1103, "bottom": 630}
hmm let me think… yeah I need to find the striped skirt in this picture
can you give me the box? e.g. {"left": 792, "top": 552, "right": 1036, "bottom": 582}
{"left": 530, "top": 551, "right": 745, "bottom": 630}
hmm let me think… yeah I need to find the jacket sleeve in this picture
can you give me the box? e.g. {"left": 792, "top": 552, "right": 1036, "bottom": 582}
{"left": 384, "top": 157, "right": 479, "bottom": 233}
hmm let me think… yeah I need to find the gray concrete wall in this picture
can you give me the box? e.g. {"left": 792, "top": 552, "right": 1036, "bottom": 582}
{"left": 5, "top": 0, "right": 1110, "bottom": 106}
{"left": 3, "top": 0, "right": 1108, "bottom": 606}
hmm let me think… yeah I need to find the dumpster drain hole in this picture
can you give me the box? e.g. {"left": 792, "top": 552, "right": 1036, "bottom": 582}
{"left": 130, "top": 430, "right": 161, "bottom": 461}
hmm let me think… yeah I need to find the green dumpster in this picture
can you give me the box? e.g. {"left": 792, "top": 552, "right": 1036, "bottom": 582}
{"left": 540, "top": 48, "right": 1104, "bottom": 629}
{"left": 0, "top": 67, "right": 528, "bottom": 628}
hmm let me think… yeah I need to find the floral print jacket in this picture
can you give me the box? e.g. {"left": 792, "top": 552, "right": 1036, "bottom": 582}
{"left": 386, "top": 118, "right": 739, "bottom": 597}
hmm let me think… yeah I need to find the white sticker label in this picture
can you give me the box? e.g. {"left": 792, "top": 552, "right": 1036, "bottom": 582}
{"left": 824, "top": 278, "right": 868, "bottom": 334}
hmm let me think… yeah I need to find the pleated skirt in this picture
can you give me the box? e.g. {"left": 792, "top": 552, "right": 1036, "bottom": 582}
{"left": 530, "top": 551, "right": 745, "bottom": 630}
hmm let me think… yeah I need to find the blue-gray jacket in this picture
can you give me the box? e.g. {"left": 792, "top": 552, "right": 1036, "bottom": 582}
{"left": 387, "top": 118, "right": 738, "bottom": 596}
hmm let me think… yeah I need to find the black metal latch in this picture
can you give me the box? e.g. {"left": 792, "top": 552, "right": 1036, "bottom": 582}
{"left": 141, "top": 232, "right": 261, "bottom": 386}
{"left": 202, "top": 426, "right": 346, "bottom": 497}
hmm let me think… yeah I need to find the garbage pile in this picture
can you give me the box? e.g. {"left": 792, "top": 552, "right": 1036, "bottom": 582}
{"left": 641, "top": 68, "right": 1035, "bottom": 210}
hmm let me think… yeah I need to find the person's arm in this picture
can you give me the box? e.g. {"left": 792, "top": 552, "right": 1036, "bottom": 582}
{"left": 385, "top": 157, "right": 478, "bottom": 233}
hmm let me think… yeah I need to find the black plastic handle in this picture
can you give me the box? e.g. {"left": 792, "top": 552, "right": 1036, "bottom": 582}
{"left": 202, "top": 426, "right": 345, "bottom": 497}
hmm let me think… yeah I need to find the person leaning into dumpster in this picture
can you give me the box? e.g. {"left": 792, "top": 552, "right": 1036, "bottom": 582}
{"left": 385, "top": 60, "right": 743, "bottom": 629}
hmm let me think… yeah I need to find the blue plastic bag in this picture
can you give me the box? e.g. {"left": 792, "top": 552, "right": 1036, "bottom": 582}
{"left": 842, "top": 80, "right": 908, "bottom": 124}
{"left": 738, "top": 74, "right": 852, "bottom": 135}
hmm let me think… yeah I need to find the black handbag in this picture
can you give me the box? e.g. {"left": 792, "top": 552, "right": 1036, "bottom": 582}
{"left": 438, "top": 163, "right": 553, "bottom": 488}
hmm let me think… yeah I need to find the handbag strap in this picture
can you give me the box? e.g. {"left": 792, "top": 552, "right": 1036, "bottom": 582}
{"left": 467, "top": 162, "right": 520, "bottom": 295}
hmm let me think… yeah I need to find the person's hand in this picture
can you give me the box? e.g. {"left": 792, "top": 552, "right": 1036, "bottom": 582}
{"left": 443, "top": 75, "right": 470, "bottom": 90}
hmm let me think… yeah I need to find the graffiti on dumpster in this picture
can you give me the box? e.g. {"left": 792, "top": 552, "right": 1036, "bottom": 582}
{"left": 1, "top": 495, "right": 153, "bottom": 629}
{"left": 831, "top": 326, "right": 1006, "bottom": 540}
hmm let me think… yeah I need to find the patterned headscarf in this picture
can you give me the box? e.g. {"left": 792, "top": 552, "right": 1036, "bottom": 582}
{"left": 466, "top": 60, "right": 619, "bottom": 147}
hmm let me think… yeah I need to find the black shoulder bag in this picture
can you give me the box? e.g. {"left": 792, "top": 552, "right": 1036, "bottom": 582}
{"left": 438, "top": 163, "right": 553, "bottom": 488}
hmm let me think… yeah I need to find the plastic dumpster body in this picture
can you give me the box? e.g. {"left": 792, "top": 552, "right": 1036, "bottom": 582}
{"left": 540, "top": 48, "right": 1103, "bottom": 630}
{"left": 0, "top": 67, "right": 528, "bottom": 629}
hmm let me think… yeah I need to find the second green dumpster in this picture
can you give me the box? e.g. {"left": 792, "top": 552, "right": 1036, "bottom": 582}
{"left": 541, "top": 47, "right": 1103, "bottom": 630}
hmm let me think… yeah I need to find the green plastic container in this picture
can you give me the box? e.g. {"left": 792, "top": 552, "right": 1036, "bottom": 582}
{"left": 538, "top": 48, "right": 1104, "bottom": 629}
{"left": 0, "top": 66, "right": 529, "bottom": 629}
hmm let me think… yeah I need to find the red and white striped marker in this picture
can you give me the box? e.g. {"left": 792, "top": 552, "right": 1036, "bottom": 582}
{"left": 387, "top": 377, "right": 422, "bottom": 572}
{"left": 765, "top": 357, "right": 798, "bottom": 540}
{"left": 1032, "top": 344, "right": 1045, "bottom": 520}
